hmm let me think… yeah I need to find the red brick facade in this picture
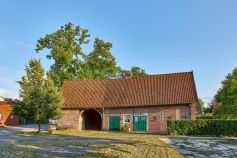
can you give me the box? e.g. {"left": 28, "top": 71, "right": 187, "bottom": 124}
{"left": 58, "top": 109, "right": 80, "bottom": 129}
{"left": 0, "top": 101, "right": 19, "bottom": 126}
{"left": 59, "top": 72, "right": 198, "bottom": 132}
{"left": 59, "top": 104, "right": 195, "bottom": 132}
{"left": 104, "top": 104, "right": 192, "bottom": 132}
{"left": 5, "top": 115, "right": 19, "bottom": 126}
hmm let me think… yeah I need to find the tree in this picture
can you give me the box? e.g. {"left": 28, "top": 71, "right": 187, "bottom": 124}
{"left": 36, "top": 22, "right": 147, "bottom": 85}
{"left": 213, "top": 68, "right": 237, "bottom": 119}
{"left": 2, "top": 97, "right": 19, "bottom": 105}
{"left": 36, "top": 23, "right": 90, "bottom": 87}
{"left": 80, "top": 38, "right": 118, "bottom": 79}
{"left": 15, "top": 59, "right": 63, "bottom": 132}
{"left": 203, "top": 101, "right": 212, "bottom": 114}
{"left": 198, "top": 98, "right": 204, "bottom": 113}
{"left": 117, "top": 66, "right": 147, "bottom": 78}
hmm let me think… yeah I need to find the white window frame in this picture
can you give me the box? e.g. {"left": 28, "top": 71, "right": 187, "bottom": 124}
{"left": 123, "top": 114, "right": 131, "bottom": 123}
{"left": 181, "top": 116, "right": 188, "bottom": 119}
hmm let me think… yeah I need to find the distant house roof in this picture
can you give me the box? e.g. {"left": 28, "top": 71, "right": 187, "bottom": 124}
{"left": 62, "top": 72, "right": 198, "bottom": 109}
{"left": 0, "top": 101, "right": 13, "bottom": 125}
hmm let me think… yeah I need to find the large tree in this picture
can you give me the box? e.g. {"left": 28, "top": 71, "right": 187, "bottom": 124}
{"left": 16, "top": 59, "right": 63, "bottom": 132}
{"left": 81, "top": 38, "right": 118, "bottom": 79}
{"left": 36, "top": 23, "right": 90, "bottom": 87}
{"left": 36, "top": 23, "right": 147, "bottom": 86}
{"left": 213, "top": 68, "right": 237, "bottom": 119}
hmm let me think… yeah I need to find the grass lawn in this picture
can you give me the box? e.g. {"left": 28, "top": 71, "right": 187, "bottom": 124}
{"left": 0, "top": 130, "right": 183, "bottom": 158}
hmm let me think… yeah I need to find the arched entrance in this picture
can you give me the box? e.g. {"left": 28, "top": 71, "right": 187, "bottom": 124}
{"left": 81, "top": 110, "right": 102, "bottom": 130}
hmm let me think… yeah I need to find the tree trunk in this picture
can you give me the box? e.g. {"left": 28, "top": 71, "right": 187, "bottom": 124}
{"left": 38, "top": 123, "right": 41, "bottom": 133}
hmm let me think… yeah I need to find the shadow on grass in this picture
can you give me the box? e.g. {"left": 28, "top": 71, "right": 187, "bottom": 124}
{"left": 0, "top": 133, "right": 140, "bottom": 157}
{"left": 0, "top": 130, "right": 181, "bottom": 158}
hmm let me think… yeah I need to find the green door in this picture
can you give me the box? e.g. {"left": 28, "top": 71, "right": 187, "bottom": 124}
{"left": 133, "top": 116, "right": 147, "bottom": 132}
{"left": 109, "top": 117, "right": 120, "bottom": 131}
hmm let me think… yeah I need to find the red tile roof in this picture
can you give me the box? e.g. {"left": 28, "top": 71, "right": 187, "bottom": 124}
{"left": 0, "top": 101, "right": 13, "bottom": 126}
{"left": 62, "top": 72, "right": 198, "bottom": 108}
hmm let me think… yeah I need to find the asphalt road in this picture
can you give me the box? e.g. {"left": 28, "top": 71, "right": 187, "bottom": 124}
{"left": 0, "top": 124, "right": 48, "bottom": 140}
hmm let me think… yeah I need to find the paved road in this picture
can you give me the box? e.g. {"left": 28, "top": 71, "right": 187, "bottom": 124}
{"left": 0, "top": 124, "right": 48, "bottom": 140}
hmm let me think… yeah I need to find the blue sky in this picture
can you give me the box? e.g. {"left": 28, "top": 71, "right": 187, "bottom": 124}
{"left": 0, "top": 0, "right": 237, "bottom": 105}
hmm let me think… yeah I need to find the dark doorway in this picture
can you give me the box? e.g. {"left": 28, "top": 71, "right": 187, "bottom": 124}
{"left": 82, "top": 110, "right": 102, "bottom": 130}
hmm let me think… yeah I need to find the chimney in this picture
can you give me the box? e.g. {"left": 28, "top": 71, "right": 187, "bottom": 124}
{"left": 124, "top": 73, "right": 132, "bottom": 78}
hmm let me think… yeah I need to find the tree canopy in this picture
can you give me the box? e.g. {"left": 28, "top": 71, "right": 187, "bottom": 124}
{"left": 213, "top": 68, "right": 237, "bottom": 119}
{"left": 2, "top": 97, "right": 18, "bottom": 105}
{"left": 36, "top": 23, "right": 147, "bottom": 87}
{"left": 36, "top": 23, "right": 90, "bottom": 87}
{"left": 117, "top": 66, "right": 147, "bottom": 78}
{"left": 198, "top": 98, "right": 204, "bottom": 113}
{"left": 15, "top": 59, "right": 63, "bottom": 132}
{"left": 81, "top": 38, "right": 118, "bottom": 79}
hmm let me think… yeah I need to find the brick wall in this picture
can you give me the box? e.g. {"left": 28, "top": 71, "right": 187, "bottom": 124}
{"left": 58, "top": 109, "right": 80, "bottom": 129}
{"left": 104, "top": 107, "right": 147, "bottom": 131}
{"left": 59, "top": 103, "right": 196, "bottom": 132}
{"left": 147, "top": 106, "right": 162, "bottom": 132}
{"left": 0, "top": 103, "right": 13, "bottom": 126}
{"left": 5, "top": 115, "right": 19, "bottom": 126}
{"left": 104, "top": 104, "right": 193, "bottom": 132}
{"left": 190, "top": 103, "right": 196, "bottom": 120}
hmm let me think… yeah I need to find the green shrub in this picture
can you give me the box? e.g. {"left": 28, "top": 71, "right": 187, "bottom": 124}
{"left": 48, "top": 124, "right": 56, "bottom": 130}
{"left": 168, "top": 119, "right": 237, "bottom": 136}
{"left": 196, "top": 113, "right": 213, "bottom": 119}
{"left": 122, "top": 124, "right": 130, "bottom": 132}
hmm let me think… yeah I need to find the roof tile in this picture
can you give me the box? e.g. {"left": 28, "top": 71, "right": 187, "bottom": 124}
{"left": 62, "top": 72, "right": 198, "bottom": 108}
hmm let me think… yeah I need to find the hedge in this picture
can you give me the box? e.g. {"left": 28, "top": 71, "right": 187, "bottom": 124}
{"left": 167, "top": 119, "right": 237, "bottom": 136}
{"left": 196, "top": 113, "right": 213, "bottom": 119}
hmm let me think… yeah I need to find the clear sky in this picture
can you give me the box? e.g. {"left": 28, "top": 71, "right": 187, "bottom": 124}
{"left": 0, "top": 0, "right": 237, "bottom": 105}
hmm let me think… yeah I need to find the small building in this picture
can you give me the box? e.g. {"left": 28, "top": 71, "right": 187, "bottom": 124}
{"left": 59, "top": 72, "right": 198, "bottom": 132}
{"left": 0, "top": 101, "right": 19, "bottom": 126}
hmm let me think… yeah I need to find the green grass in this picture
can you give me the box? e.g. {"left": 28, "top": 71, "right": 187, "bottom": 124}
{"left": 1, "top": 130, "right": 184, "bottom": 158}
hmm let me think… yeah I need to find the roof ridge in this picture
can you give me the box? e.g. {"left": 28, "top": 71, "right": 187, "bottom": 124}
{"left": 64, "top": 71, "right": 193, "bottom": 82}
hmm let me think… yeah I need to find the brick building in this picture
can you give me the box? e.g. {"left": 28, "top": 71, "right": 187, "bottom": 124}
{"left": 59, "top": 72, "right": 198, "bottom": 132}
{"left": 0, "top": 101, "right": 19, "bottom": 126}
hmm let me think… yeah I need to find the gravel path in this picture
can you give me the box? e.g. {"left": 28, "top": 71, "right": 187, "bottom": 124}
{"left": 0, "top": 124, "right": 48, "bottom": 134}
{"left": 0, "top": 124, "right": 48, "bottom": 141}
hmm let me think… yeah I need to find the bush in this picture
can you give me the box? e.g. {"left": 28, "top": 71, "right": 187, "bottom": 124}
{"left": 122, "top": 124, "right": 130, "bottom": 132}
{"left": 196, "top": 113, "right": 213, "bottom": 119}
{"left": 56, "top": 125, "right": 73, "bottom": 130}
{"left": 48, "top": 124, "right": 56, "bottom": 131}
{"left": 168, "top": 119, "right": 237, "bottom": 136}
